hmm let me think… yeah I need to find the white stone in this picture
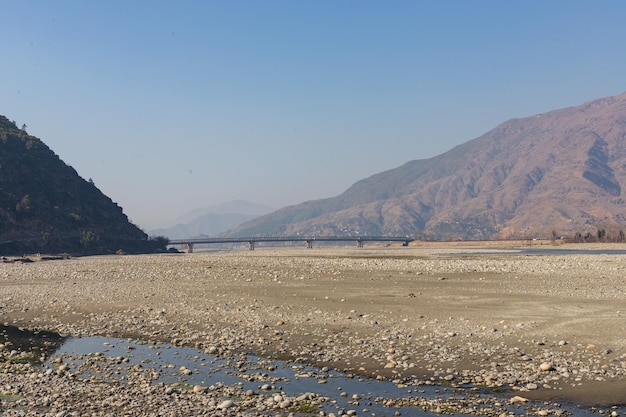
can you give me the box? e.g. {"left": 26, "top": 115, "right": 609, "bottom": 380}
{"left": 218, "top": 400, "right": 235, "bottom": 409}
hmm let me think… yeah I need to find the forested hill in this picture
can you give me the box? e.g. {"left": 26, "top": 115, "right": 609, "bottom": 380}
{"left": 0, "top": 116, "right": 163, "bottom": 255}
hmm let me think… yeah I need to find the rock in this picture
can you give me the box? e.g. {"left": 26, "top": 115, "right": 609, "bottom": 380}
{"left": 510, "top": 395, "right": 529, "bottom": 404}
{"left": 539, "top": 362, "right": 554, "bottom": 371}
{"left": 218, "top": 400, "right": 235, "bottom": 409}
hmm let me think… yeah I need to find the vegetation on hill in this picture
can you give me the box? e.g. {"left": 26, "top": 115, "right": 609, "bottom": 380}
{"left": 0, "top": 116, "right": 168, "bottom": 255}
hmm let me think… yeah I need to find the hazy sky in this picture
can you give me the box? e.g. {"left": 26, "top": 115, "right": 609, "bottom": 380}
{"left": 2, "top": 1, "right": 626, "bottom": 230}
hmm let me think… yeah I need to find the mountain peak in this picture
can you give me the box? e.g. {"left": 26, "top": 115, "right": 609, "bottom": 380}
{"left": 229, "top": 92, "right": 626, "bottom": 240}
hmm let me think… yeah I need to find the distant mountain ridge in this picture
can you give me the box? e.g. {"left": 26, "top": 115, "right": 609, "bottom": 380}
{"left": 0, "top": 116, "right": 163, "bottom": 254}
{"left": 150, "top": 200, "right": 273, "bottom": 239}
{"left": 229, "top": 92, "right": 626, "bottom": 240}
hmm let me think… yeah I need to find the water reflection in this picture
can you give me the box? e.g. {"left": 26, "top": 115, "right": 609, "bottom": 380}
{"left": 2, "top": 328, "right": 623, "bottom": 416}
{"left": 48, "top": 336, "right": 443, "bottom": 416}
{"left": 45, "top": 336, "right": 624, "bottom": 417}
{"left": 0, "top": 325, "right": 66, "bottom": 361}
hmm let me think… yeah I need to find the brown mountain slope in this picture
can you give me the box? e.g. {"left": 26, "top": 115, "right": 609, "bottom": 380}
{"left": 229, "top": 92, "right": 626, "bottom": 240}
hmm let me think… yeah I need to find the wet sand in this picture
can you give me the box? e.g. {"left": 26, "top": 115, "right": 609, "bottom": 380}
{"left": 1, "top": 242, "right": 626, "bottom": 415}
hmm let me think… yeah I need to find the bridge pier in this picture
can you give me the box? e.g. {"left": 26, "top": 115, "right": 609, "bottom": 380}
{"left": 167, "top": 236, "right": 415, "bottom": 250}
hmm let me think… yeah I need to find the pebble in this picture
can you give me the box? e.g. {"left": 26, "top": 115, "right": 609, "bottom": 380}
{"left": 539, "top": 362, "right": 554, "bottom": 371}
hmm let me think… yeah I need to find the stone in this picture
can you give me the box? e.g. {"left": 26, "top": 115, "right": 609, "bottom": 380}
{"left": 218, "top": 400, "right": 235, "bottom": 409}
{"left": 510, "top": 395, "right": 529, "bottom": 404}
{"left": 539, "top": 362, "right": 554, "bottom": 371}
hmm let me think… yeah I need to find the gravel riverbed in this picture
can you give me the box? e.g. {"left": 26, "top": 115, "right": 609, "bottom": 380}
{"left": 1, "top": 244, "right": 625, "bottom": 416}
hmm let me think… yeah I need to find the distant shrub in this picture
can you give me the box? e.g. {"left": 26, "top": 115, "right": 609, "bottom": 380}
{"left": 80, "top": 230, "right": 98, "bottom": 247}
{"left": 147, "top": 235, "right": 170, "bottom": 252}
{"left": 15, "top": 194, "right": 31, "bottom": 212}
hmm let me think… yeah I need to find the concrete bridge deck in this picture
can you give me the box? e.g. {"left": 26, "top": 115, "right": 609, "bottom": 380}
{"left": 168, "top": 236, "right": 415, "bottom": 252}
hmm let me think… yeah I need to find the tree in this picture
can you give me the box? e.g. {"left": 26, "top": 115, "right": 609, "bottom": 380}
{"left": 550, "top": 229, "right": 558, "bottom": 243}
{"left": 16, "top": 194, "right": 31, "bottom": 212}
{"left": 41, "top": 231, "right": 50, "bottom": 246}
{"left": 80, "top": 230, "right": 97, "bottom": 248}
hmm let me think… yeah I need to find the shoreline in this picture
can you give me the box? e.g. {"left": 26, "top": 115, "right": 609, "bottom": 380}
{"left": 2, "top": 244, "right": 626, "bottom": 414}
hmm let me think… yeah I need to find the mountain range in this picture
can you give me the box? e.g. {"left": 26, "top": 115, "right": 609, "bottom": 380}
{"left": 149, "top": 200, "right": 273, "bottom": 239}
{"left": 228, "top": 92, "right": 626, "bottom": 240}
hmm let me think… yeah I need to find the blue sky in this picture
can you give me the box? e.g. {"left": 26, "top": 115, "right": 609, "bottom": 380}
{"left": 2, "top": 1, "right": 626, "bottom": 230}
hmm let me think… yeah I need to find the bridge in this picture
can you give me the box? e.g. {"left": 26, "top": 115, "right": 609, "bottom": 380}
{"left": 168, "top": 236, "right": 415, "bottom": 252}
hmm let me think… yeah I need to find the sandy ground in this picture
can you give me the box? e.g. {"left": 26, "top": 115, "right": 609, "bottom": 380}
{"left": 2, "top": 241, "right": 626, "bottom": 410}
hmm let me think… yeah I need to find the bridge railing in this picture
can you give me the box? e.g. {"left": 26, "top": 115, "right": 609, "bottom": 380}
{"left": 168, "top": 236, "right": 415, "bottom": 252}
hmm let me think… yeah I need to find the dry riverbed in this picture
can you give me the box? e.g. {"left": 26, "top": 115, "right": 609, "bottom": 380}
{"left": 1, "top": 243, "right": 626, "bottom": 416}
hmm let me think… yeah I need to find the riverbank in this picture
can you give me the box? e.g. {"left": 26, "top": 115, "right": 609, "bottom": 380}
{"left": 2, "top": 244, "right": 626, "bottom": 415}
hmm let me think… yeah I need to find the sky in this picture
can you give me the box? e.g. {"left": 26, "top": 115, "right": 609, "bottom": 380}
{"left": 2, "top": 1, "right": 626, "bottom": 231}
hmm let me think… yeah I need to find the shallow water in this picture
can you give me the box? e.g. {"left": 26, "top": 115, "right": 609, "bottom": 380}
{"left": 2, "top": 325, "right": 624, "bottom": 416}
{"left": 39, "top": 336, "right": 625, "bottom": 416}
{"left": 46, "top": 336, "right": 447, "bottom": 416}
{"left": 0, "top": 325, "right": 65, "bottom": 358}
{"left": 453, "top": 248, "right": 626, "bottom": 256}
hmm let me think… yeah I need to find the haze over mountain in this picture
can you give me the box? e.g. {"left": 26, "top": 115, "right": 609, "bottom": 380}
{"left": 0, "top": 116, "right": 164, "bottom": 254}
{"left": 229, "top": 92, "right": 626, "bottom": 240}
{"left": 149, "top": 200, "right": 273, "bottom": 239}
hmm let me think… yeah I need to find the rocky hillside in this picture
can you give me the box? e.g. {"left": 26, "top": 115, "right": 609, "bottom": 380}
{"left": 0, "top": 116, "right": 164, "bottom": 254}
{"left": 229, "top": 92, "right": 626, "bottom": 240}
